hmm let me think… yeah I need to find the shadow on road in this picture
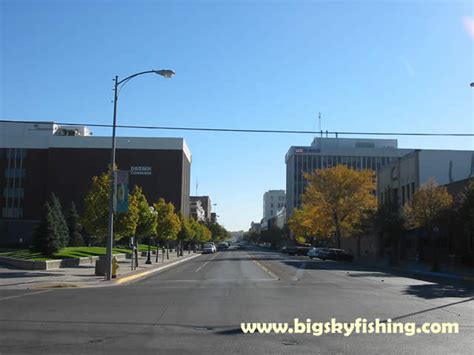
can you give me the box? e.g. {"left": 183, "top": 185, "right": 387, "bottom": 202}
{"left": 402, "top": 284, "right": 474, "bottom": 299}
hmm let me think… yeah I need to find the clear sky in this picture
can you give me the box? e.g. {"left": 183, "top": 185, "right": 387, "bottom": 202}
{"left": 1, "top": 0, "right": 473, "bottom": 231}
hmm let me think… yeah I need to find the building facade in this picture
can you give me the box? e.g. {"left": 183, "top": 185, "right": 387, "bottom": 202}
{"left": 286, "top": 137, "right": 412, "bottom": 218}
{"left": 377, "top": 149, "right": 474, "bottom": 206}
{"left": 190, "top": 196, "right": 211, "bottom": 221}
{"left": 263, "top": 190, "right": 286, "bottom": 222}
{"left": 0, "top": 121, "right": 192, "bottom": 245}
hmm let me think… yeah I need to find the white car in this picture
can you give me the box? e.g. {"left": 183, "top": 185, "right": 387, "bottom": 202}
{"left": 308, "top": 247, "right": 328, "bottom": 259}
{"left": 203, "top": 243, "right": 216, "bottom": 254}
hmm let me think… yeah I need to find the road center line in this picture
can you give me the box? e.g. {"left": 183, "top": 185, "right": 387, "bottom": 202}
{"left": 195, "top": 252, "right": 219, "bottom": 272}
{"left": 293, "top": 262, "right": 306, "bottom": 281}
{"left": 251, "top": 258, "right": 279, "bottom": 280}
{"left": 0, "top": 289, "right": 53, "bottom": 302}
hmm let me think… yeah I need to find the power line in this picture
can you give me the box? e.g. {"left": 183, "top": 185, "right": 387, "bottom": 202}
{"left": 1, "top": 119, "right": 473, "bottom": 137}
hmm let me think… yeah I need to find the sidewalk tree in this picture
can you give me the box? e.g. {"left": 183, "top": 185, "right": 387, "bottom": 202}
{"left": 132, "top": 186, "right": 157, "bottom": 243}
{"left": 67, "top": 201, "right": 84, "bottom": 247}
{"left": 375, "top": 191, "right": 405, "bottom": 265}
{"left": 32, "top": 202, "right": 63, "bottom": 256}
{"left": 82, "top": 168, "right": 140, "bottom": 243}
{"left": 205, "top": 221, "right": 230, "bottom": 243}
{"left": 153, "top": 198, "right": 181, "bottom": 246}
{"left": 290, "top": 165, "right": 376, "bottom": 248}
{"left": 404, "top": 179, "right": 453, "bottom": 271}
{"left": 50, "top": 193, "right": 69, "bottom": 247}
{"left": 458, "top": 180, "right": 474, "bottom": 242}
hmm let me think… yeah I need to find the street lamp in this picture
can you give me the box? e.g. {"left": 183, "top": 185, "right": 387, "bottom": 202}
{"left": 105, "top": 69, "right": 175, "bottom": 280}
{"left": 470, "top": 82, "right": 474, "bottom": 87}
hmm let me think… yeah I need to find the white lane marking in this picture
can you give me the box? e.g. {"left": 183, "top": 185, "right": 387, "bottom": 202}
{"left": 252, "top": 259, "right": 279, "bottom": 280}
{"left": 0, "top": 289, "right": 53, "bottom": 302}
{"left": 146, "top": 278, "right": 277, "bottom": 282}
{"left": 293, "top": 262, "right": 306, "bottom": 281}
{"left": 194, "top": 252, "right": 219, "bottom": 272}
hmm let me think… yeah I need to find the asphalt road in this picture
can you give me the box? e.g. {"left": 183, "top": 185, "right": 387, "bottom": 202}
{"left": 0, "top": 246, "right": 473, "bottom": 354}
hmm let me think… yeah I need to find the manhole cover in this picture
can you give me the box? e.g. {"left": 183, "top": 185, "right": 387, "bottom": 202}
{"left": 282, "top": 339, "right": 297, "bottom": 345}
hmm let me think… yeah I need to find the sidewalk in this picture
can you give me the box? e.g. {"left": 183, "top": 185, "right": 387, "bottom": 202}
{"left": 0, "top": 250, "right": 201, "bottom": 289}
{"left": 354, "top": 257, "right": 474, "bottom": 283}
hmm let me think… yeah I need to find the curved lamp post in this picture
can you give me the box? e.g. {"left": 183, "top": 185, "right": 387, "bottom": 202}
{"left": 105, "top": 69, "right": 175, "bottom": 280}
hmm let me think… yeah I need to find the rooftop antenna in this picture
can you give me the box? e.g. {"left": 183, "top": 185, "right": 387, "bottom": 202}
{"left": 319, "top": 112, "right": 322, "bottom": 138}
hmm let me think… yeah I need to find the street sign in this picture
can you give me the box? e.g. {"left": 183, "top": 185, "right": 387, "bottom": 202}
{"left": 115, "top": 170, "right": 129, "bottom": 212}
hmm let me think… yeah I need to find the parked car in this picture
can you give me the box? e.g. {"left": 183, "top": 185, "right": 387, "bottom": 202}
{"left": 202, "top": 243, "right": 217, "bottom": 254}
{"left": 307, "top": 247, "right": 329, "bottom": 259}
{"left": 287, "top": 244, "right": 313, "bottom": 256}
{"left": 318, "top": 248, "right": 353, "bottom": 262}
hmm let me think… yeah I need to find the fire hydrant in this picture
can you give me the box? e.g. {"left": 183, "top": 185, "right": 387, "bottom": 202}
{"left": 112, "top": 257, "right": 119, "bottom": 278}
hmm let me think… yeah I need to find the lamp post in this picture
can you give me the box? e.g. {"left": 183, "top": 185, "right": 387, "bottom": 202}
{"left": 105, "top": 69, "right": 175, "bottom": 280}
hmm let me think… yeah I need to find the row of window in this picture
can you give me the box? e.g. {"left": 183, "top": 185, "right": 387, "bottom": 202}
{"left": 4, "top": 168, "right": 26, "bottom": 178}
{"left": 3, "top": 188, "right": 25, "bottom": 198}
{"left": 2, "top": 207, "right": 23, "bottom": 218}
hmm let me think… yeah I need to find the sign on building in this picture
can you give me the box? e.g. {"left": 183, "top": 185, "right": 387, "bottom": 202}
{"left": 130, "top": 166, "right": 152, "bottom": 175}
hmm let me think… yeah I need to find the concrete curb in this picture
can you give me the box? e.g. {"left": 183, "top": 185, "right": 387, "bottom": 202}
{"left": 114, "top": 253, "right": 202, "bottom": 285}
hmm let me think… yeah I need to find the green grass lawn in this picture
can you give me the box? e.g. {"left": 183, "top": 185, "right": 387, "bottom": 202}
{"left": 0, "top": 244, "right": 157, "bottom": 261}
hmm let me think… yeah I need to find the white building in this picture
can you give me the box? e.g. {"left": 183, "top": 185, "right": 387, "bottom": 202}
{"left": 262, "top": 190, "right": 286, "bottom": 224}
{"left": 286, "top": 137, "right": 412, "bottom": 217}
{"left": 377, "top": 149, "right": 474, "bottom": 206}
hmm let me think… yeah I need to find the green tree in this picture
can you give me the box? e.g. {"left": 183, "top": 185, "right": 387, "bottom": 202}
{"left": 405, "top": 179, "right": 453, "bottom": 271}
{"left": 32, "top": 202, "right": 63, "bottom": 256}
{"left": 131, "top": 186, "right": 157, "bottom": 242}
{"left": 67, "top": 201, "right": 84, "bottom": 247}
{"left": 82, "top": 168, "right": 140, "bottom": 243}
{"left": 290, "top": 165, "right": 376, "bottom": 248}
{"left": 50, "top": 193, "right": 69, "bottom": 247}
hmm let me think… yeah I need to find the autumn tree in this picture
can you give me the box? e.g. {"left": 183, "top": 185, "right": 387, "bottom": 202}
{"left": 132, "top": 186, "right": 157, "bottom": 243}
{"left": 290, "top": 165, "right": 376, "bottom": 248}
{"left": 405, "top": 179, "right": 453, "bottom": 271}
{"left": 82, "top": 168, "right": 139, "bottom": 243}
{"left": 153, "top": 198, "right": 181, "bottom": 246}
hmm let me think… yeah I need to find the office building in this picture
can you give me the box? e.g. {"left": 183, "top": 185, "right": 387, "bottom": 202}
{"left": 0, "top": 121, "right": 191, "bottom": 245}
{"left": 285, "top": 137, "right": 412, "bottom": 217}
{"left": 190, "top": 196, "right": 212, "bottom": 221}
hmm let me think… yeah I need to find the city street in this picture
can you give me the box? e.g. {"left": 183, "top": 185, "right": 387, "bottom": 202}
{"left": 0, "top": 247, "right": 473, "bottom": 354}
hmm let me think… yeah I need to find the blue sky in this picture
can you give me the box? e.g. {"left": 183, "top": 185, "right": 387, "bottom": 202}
{"left": 1, "top": 0, "right": 473, "bottom": 231}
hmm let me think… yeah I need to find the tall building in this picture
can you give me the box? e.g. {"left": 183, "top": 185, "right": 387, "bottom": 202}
{"left": 263, "top": 190, "right": 286, "bottom": 225}
{"left": 0, "top": 121, "right": 192, "bottom": 245}
{"left": 190, "top": 196, "right": 211, "bottom": 221}
{"left": 285, "top": 137, "right": 412, "bottom": 217}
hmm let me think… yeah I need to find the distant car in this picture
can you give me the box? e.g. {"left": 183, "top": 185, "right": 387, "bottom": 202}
{"left": 217, "top": 242, "right": 229, "bottom": 250}
{"left": 287, "top": 244, "right": 312, "bottom": 256}
{"left": 203, "top": 243, "right": 216, "bottom": 254}
{"left": 318, "top": 248, "right": 353, "bottom": 262}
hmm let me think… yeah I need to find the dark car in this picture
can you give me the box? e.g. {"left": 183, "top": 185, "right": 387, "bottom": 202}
{"left": 319, "top": 248, "right": 353, "bottom": 262}
{"left": 287, "top": 244, "right": 313, "bottom": 256}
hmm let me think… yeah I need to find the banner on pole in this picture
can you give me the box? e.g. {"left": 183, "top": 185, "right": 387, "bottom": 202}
{"left": 115, "top": 170, "right": 129, "bottom": 212}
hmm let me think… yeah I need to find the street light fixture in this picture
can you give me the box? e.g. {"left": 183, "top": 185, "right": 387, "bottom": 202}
{"left": 105, "top": 69, "right": 174, "bottom": 281}
{"left": 470, "top": 82, "right": 474, "bottom": 87}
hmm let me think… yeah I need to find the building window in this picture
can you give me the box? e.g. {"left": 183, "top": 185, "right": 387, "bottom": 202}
{"left": 3, "top": 188, "right": 24, "bottom": 198}
{"left": 4, "top": 168, "right": 26, "bottom": 178}
{"left": 2, "top": 207, "right": 23, "bottom": 218}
